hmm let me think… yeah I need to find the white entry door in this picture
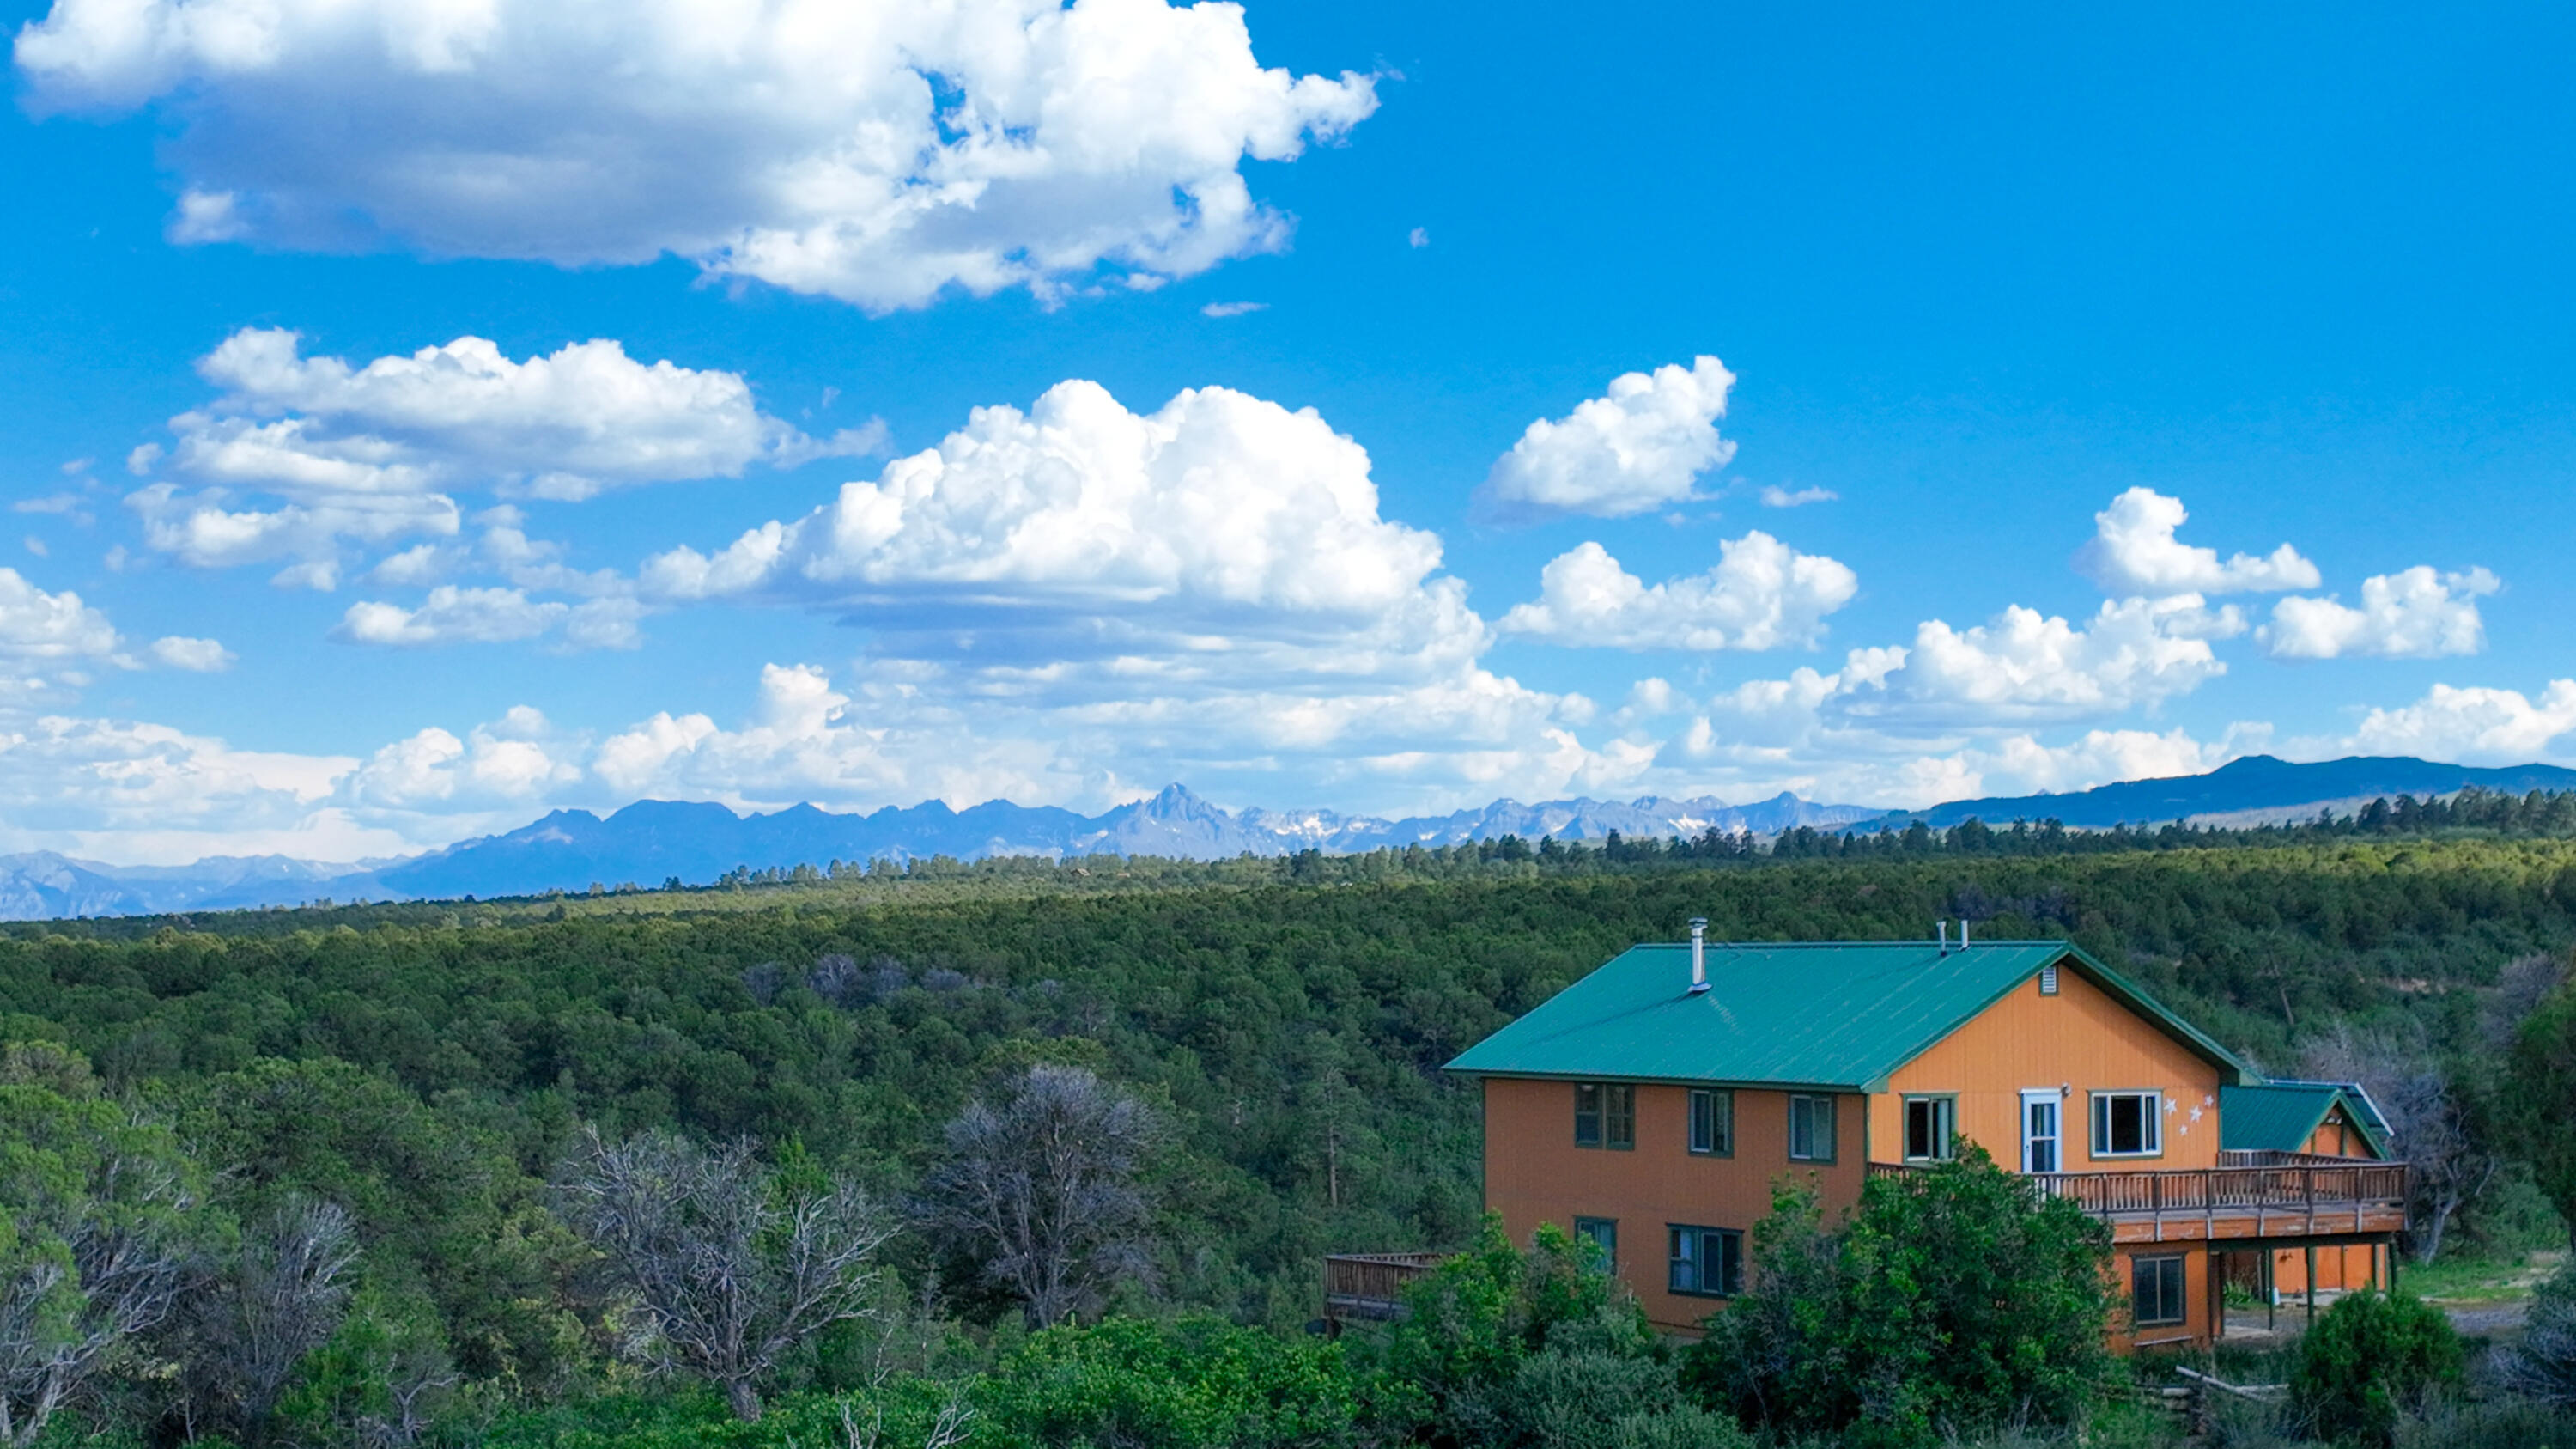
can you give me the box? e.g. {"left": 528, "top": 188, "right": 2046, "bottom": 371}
{"left": 2021, "top": 1089, "right": 2062, "bottom": 1174}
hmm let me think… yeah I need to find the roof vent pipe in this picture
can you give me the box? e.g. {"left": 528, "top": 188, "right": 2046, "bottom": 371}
{"left": 1959, "top": 917, "right": 1971, "bottom": 948}
{"left": 1937, "top": 920, "right": 1950, "bottom": 955}
{"left": 1688, "top": 917, "right": 1710, "bottom": 994}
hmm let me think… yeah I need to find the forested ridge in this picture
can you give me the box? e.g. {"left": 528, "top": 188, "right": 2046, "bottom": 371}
{"left": 6, "top": 833, "right": 2576, "bottom": 1446}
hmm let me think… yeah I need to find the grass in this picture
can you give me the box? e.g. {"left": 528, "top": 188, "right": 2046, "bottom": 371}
{"left": 2401, "top": 1246, "right": 2566, "bottom": 1306}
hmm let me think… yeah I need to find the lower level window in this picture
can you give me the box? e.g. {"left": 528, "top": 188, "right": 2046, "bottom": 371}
{"left": 2132, "top": 1254, "right": 2186, "bottom": 1327}
{"left": 1574, "top": 1216, "right": 1618, "bottom": 1270}
{"left": 1668, "top": 1225, "right": 1743, "bottom": 1297}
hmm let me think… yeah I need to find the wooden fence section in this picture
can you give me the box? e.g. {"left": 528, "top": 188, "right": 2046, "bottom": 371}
{"left": 1323, "top": 1252, "right": 1444, "bottom": 1320}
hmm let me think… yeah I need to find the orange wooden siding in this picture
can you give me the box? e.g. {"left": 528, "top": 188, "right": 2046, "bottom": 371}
{"left": 2304, "top": 1105, "right": 2379, "bottom": 1160}
{"left": 1877, "top": 967, "right": 2225, "bottom": 1171}
{"left": 2272, "top": 1242, "right": 2384, "bottom": 1294}
{"left": 1482, "top": 1076, "right": 1865, "bottom": 1331}
{"left": 2111, "top": 1244, "right": 2212, "bottom": 1351}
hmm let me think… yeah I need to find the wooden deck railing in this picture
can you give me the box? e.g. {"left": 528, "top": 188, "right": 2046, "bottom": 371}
{"left": 1323, "top": 1252, "right": 1444, "bottom": 1318}
{"left": 2217, "top": 1149, "right": 2370, "bottom": 1169}
{"left": 1867, "top": 1159, "right": 2410, "bottom": 1235}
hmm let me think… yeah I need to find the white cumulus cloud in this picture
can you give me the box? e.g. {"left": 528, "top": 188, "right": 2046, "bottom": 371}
{"left": 2263, "top": 566, "right": 2498, "bottom": 660}
{"left": 2309, "top": 679, "right": 2576, "bottom": 764}
{"left": 1477, "top": 356, "right": 1735, "bottom": 520}
{"left": 1498, "top": 533, "right": 1857, "bottom": 651}
{"left": 335, "top": 586, "right": 564, "bottom": 647}
{"left": 2075, "top": 488, "right": 2320, "bottom": 597}
{"left": 0, "top": 568, "right": 123, "bottom": 662}
{"left": 1851, "top": 594, "right": 2242, "bottom": 727}
{"left": 15, "top": 0, "right": 1377, "bottom": 312}
{"left": 148, "top": 635, "right": 235, "bottom": 671}
{"left": 127, "top": 327, "right": 868, "bottom": 577}
{"left": 640, "top": 377, "right": 1466, "bottom": 686}
{"left": 332, "top": 584, "right": 637, "bottom": 649}
{"left": 1759, "top": 484, "right": 1836, "bottom": 508}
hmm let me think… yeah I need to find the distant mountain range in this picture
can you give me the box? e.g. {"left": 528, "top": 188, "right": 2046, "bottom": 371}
{"left": 1851, "top": 754, "right": 2576, "bottom": 832}
{"left": 6, "top": 753, "right": 2573, "bottom": 921}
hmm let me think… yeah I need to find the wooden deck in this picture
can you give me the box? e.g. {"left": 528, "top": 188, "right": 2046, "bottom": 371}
{"left": 1868, "top": 1159, "right": 2410, "bottom": 1244}
{"left": 1322, "top": 1251, "right": 1444, "bottom": 1320}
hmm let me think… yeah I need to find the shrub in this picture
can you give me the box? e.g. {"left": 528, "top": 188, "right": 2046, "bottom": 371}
{"left": 2287, "top": 1290, "right": 2462, "bottom": 1446}
{"left": 2392, "top": 1395, "right": 2576, "bottom": 1449}
{"left": 980, "top": 1315, "right": 1360, "bottom": 1449}
{"left": 1375, "top": 1216, "right": 1675, "bottom": 1449}
{"left": 2501, "top": 1261, "right": 2576, "bottom": 1407}
{"left": 1607, "top": 1404, "right": 1751, "bottom": 1449}
{"left": 1682, "top": 1146, "right": 2116, "bottom": 1449}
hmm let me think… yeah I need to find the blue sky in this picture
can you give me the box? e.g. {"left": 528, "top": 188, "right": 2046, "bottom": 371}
{"left": 3, "top": 0, "right": 2573, "bottom": 864}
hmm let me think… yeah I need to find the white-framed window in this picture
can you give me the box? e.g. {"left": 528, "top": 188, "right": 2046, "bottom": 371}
{"left": 1667, "top": 1225, "right": 1743, "bottom": 1297}
{"left": 1788, "top": 1093, "right": 1838, "bottom": 1162}
{"left": 2132, "top": 1254, "right": 2186, "bottom": 1327}
{"left": 2091, "top": 1090, "right": 2164, "bottom": 1158}
{"left": 1902, "top": 1095, "right": 1956, "bottom": 1161}
{"left": 1689, "top": 1087, "right": 1734, "bottom": 1157}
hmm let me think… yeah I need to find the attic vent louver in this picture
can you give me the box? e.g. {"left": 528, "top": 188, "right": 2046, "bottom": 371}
{"left": 2040, "top": 963, "right": 2060, "bottom": 995}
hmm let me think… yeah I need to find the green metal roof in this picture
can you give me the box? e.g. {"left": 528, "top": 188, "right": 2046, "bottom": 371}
{"left": 2219, "top": 1083, "right": 2391, "bottom": 1157}
{"left": 1443, "top": 939, "right": 2257, "bottom": 1092}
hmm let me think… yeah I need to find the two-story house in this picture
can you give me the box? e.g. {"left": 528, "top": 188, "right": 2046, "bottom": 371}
{"left": 1368, "top": 927, "right": 2409, "bottom": 1349}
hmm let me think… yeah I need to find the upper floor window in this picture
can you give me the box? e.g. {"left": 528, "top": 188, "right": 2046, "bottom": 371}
{"left": 1788, "top": 1093, "right": 1838, "bottom": 1162}
{"left": 1689, "top": 1087, "right": 1734, "bottom": 1157}
{"left": 2091, "top": 1090, "right": 2164, "bottom": 1158}
{"left": 1574, "top": 1082, "right": 1635, "bottom": 1149}
{"left": 1902, "top": 1095, "right": 1956, "bottom": 1161}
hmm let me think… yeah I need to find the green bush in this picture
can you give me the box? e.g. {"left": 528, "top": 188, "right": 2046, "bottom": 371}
{"left": 1607, "top": 1404, "right": 1752, "bottom": 1449}
{"left": 2287, "top": 1290, "right": 2462, "bottom": 1446}
{"left": 979, "top": 1315, "right": 1360, "bottom": 1449}
{"left": 1378, "top": 1216, "right": 1666, "bottom": 1449}
{"left": 1682, "top": 1146, "right": 2117, "bottom": 1449}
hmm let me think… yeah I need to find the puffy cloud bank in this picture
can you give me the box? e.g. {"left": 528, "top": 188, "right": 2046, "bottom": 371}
{"left": 1498, "top": 534, "right": 1856, "bottom": 651}
{"left": 2076, "top": 488, "right": 2319, "bottom": 597}
{"left": 15, "top": 0, "right": 1376, "bottom": 310}
{"left": 0, "top": 567, "right": 232, "bottom": 697}
{"left": 1478, "top": 356, "right": 1736, "bottom": 519}
{"left": 129, "top": 328, "right": 872, "bottom": 578}
{"left": 2264, "top": 566, "right": 2499, "bottom": 660}
{"left": 641, "top": 377, "right": 1478, "bottom": 688}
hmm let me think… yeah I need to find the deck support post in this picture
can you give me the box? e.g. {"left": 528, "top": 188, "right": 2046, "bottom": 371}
{"left": 2388, "top": 1234, "right": 2399, "bottom": 1294}
{"left": 2265, "top": 1249, "right": 2276, "bottom": 1330}
{"left": 2305, "top": 1245, "right": 2318, "bottom": 1329}
{"left": 2209, "top": 1249, "right": 2224, "bottom": 1342}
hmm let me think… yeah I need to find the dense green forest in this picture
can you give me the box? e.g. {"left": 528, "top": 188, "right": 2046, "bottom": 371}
{"left": 7, "top": 826, "right": 2576, "bottom": 1447}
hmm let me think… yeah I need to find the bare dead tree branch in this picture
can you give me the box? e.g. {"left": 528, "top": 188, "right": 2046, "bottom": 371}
{"left": 0, "top": 1112, "right": 196, "bottom": 1449}
{"left": 179, "top": 1196, "right": 360, "bottom": 1446}
{"left": 2300, "top": 1024, "right": 2498, "bottom": 1263}
{"left": 913, "top": 1064, "right": 1157, "bottom": 1328}
{"left": 551, "top": 1128, "right": 894, "bottom": 1422}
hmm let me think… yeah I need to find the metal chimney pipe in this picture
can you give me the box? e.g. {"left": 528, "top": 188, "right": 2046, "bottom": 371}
{"left": 1937, "top": 920, "right": 1950, "bottom": 954}
{"left": 1688, "top": 917, "right": 1709, "bottom": 994}
{"left": 1959, "top": 917, "right": 1971, "bottom": 948}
